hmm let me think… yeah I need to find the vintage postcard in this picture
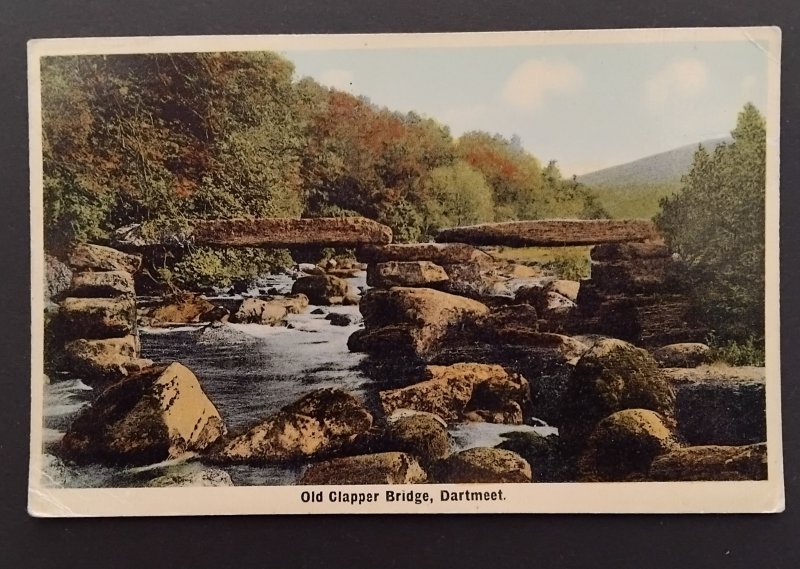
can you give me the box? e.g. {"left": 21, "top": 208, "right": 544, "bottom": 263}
{"left": 28, "top": 28, "right": 783, "bottom": 516}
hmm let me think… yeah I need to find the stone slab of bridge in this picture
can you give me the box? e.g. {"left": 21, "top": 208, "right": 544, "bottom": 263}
{"left": 114, "top": 217, "right": 393, "bottom": 249}
{"left": 435, "top": 219, "right": 660, "bottom": 247}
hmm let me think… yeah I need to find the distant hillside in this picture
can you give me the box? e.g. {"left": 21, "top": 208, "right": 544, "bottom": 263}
{"left": 577, "top": 138, "right": 731, "bottom": 218}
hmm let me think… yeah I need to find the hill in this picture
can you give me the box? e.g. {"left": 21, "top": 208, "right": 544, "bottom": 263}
{"left": 577, "top": 138, "right": 730, "bottom": 218}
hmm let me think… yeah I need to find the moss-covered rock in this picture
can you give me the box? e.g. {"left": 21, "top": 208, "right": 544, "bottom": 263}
{"left": 495, "top": 431, "right": 567, "bottom": 482}
{"left": 70, "top": 270, "right": 135, "bottom": 298}
{"left": 437, "top": 447, "right": 532, "bottom": 483}
{"left": 649, "top": 443, "right": 767, "bottom": 481}
{"left": 59, "top": 296, "right": 137, "bottom": 339}
{"left": 63, "top": 336, "right": 152, "bottom": 385}
{"left": 580, "top": 408, "right": 678, "bottom": 481}
{"left": 60, "top": 363, "right": 226, "bottom": 465}
{"left": 299, "top": 452, "right": 428, "bottom": 485}
{"left": 291, "top": 275, "right": 351, "bottom": 305}
{"left": 387, "top": 412, "right": 450, "bottom": 464}
{"left": 560, "top": 339, "right": 675, "bottom": 448}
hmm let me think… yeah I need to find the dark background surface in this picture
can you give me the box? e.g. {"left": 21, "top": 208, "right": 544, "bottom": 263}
{"left": 1, "top": 1, "right": 797, "bottom": 567}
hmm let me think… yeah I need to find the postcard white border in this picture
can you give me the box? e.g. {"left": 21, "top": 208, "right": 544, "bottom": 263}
{"left": 27, "top": 27, "right": 784, "bottom": 516}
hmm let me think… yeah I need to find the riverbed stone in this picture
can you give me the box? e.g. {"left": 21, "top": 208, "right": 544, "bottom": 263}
{"left": 146, "top": 294, "right": 216, "bottom": 326}
{"left": 437, "top": 447, "right": 532, "bottom": 483}
{"left": 664, "top": 365, "right": 766, "bottom": 445}
{"left": 45, "top": 254, "right": 72, "bottom": 301}
{"left": 63, "top": 336, "right": 152, "bottom": 384}
{"left": 496, "top": 432, "right": 566, "bottom": 482}
{"left": 70, "top": 270, "right": 135, "bottom": 298}
{"left": 325, "top": 312, "right": 360, "bottom": 326}
{"left": 580, "top": 409, "right": 678, "bottom": 481}
{"left": 355, "top": 287, "right": 489, "bottom": 359}
{"left": 379, "top": 363, "right": 529, "bottom": 424}
{"left": 560, "top": 339, "right": 675, "bottom": 447}
{"left": 59, "top": 296, "right": 137, "bottom": 339}
{"left": 652, "top": 343, "right": 711, "bottom": 368}
{"left": 386, "top": 413, "right": 450, "bottom": 464}
{"left": 69, "top": 243, "right": 142, "bottom": 273}
{"left": 291, "top": 275, "right": 351, "bottom": 305}
{"left": 366, "top": 261, "right": 449, "bottom": 288}
{"left": 220, "top": 388, "right": 373, "bottom": 463}
{"left": 231, "top": 298, "right": 288, "bottom": 325}
{"left": 60, "top": 362, "right": 226, "bottom": 465}
{"left": 299, "top": 452, "right": 428, "bottom": 485}
{"left": 649, "top": 443, "right": 768, "bottom": 481}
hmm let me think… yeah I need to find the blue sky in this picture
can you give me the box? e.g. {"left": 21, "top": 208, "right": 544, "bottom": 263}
{"left": 282, "top": 40, "right": 768, "bottom": 176}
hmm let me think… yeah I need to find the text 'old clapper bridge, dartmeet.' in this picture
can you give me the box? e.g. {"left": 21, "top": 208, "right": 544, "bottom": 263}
{"left": 110, "top": 216, "right": 706, "bottom": 347}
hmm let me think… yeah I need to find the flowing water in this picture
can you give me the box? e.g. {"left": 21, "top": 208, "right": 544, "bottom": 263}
{"left": 40, "top": 271, "right": 557, "bottom": 488}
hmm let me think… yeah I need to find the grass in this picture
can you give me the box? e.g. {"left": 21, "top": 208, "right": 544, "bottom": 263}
{"left": 590, "top": 182, "right": 681, "bottom": 219}
{"left": 485, "top": 246, "right": 592, "bottom": 280}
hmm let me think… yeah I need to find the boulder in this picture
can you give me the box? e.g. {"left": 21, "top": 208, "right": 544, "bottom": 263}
{"left": 327, "top": 268, "right": 362, "bottom": 279}
{"left": 357, "top": 242, "right": 494, "bottom": 266}
{"left": 474, "top": 304, "right": 539, "bottom": 338}
{"left": 386, "top": 412, "right": 450, "bottom": 464}
{"left": 538, "top": 291, "right": 577, "bottom": 317}
{"left": 69, "top": 243, "right": 142, "bottom": 273}
{"left": 652, "top": 343, "right": 711, "bottom": 368}
{"left": 44, "top": 254, "right": 72, "bottom": 300}
{"left": 59, "top": 297, "right": 137, "bottom": 339}
{"left": 665, "top": 365, "right": 766, "bottom": 445}
{"left": 496, "top": 432, "right": 566, "bottom": 482}
{"left": 264, "top": 293, "right": 309, "bottom": 315}
{"left": 366, "top": 261, "right": 449, "bottom": 288}
{"left": 649, "top": 444, "right": 768, "bottom": 481}
{"left": 146, "top": 294, "right": 215, "bottom": 326}
{"left": 356, "top": 287, "right": 489, "bottom": 358}
{"left": 148, "top": 468, "right": 234, "bottom": 487}
{"left": 70, "top": 271, "right": 135, "bottom": 298}
{"left": 63, "top": 336, "right": 152, "bottom": 384}
{"left": 299, "top": 452, "right": 427, "bottom": 485}
{"left": 379, "top": 363, "right": 529, "bottom": 424}
{"left": 325, "top": 312, "right": 360, "bottom": 327}
{"left": 298, "top": 263, "right": 325, "bottom": 276}
{"left": 560, "top": 339, "right": 675, "bottom": 447}
{"left": 437, "top": 447, "right": 532, "bottom": 483}
{"left": 544, "top": 280, "right": 580, "bottom": 302}
{"left": 198, "top": 305, "right": 230, "bottom": 323}
{"left": 515, "top": 283, "right": 547, "bottom": 306}
{"left": 291, "top": 275, "right": 351, "bottom": 305}
{"left": 60, "top": 363, "right": 226, "bottom": 465}
{"left": 231, "top": 298, "right": 288, "bottom": 325}
{"left": 580, "top": 409, "right": 678, "bottom": 481}
{"left": 220, "top": 388, "right": 373, "bottom": 463}
{"left": 342, "top": 293, "right": 360, "bottom": 306}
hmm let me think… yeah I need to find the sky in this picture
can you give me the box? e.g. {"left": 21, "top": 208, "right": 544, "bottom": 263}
{"left": 282, "top": 40, "right": 769, "bottom": 176}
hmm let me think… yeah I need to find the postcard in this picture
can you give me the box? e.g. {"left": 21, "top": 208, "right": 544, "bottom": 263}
{"left": 28, "top": 27, "right": 783, "bottom": 516}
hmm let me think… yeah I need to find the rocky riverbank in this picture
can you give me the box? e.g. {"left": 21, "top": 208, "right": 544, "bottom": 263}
{"left": 41, "top": 238, "right": 768, "bottom": 487}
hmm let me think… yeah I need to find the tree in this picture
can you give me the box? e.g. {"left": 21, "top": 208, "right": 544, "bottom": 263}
{"left": 655, "top": 103, "right": 766, "bottom": 347}
{"left": 418, "top": 161, "right": 495, "bottom": 235}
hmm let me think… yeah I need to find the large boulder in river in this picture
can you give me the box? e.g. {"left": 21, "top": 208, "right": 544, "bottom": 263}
{"left": 58, "top": 297, "right": 137, "bottom": 339}
{"left": 379, "top": 363, "right": 529, "bottom": 424}
{"left": 231, "top": 298, "right": 288, "bottom": 325}
{"left": 145, "top": 294, "right": 216, "bottom": 326}
{"left": 437, "top": 447, "right": 532, "bottom": 483}
{"left": 148, "top": 468, "right": 234, "bottom": 487}
{"left": 649, "top": 443, "right": 768, "bottom": 481}
{"left": 267, "top": 293, "right": 309, "bottom": 315}
{"left": 665, "top": 365, "right": 766, "bottom": 445}
{"left": 354, "top": 287, "right": 489, "bottom": 359}
{"left": 69, "top": 243, "right": 142, "bottom": 273}
{"left": 366, "top": 261, "right": 449, "bottom": 288}
{"left": 60, "top": 363, "right": 226, "bottom": 465}
{"left": 580, "top": 408, "right": 678, "bottom": 481}
{"left": 219, "top": 388, "right": 373, "bottom": 463}
{"left": 652, "top": 343, "right": 711, "bottom": 368}
{"left": 387, "top": 412, "right": 450, "bottom": 464}
{"left": 291, "top": 275, "right": 351, "bottom": 305}
{"left": 299, "top": 452, "right": 427, "bottom": 485}
{"left": 70, "top": 270, "right": 135, "bottom": 298}
{"left": 560, "top": 339, "right": 675, "bottom": 447}
{"left": 63, "top": 336, "right": 152, "bottom": 384}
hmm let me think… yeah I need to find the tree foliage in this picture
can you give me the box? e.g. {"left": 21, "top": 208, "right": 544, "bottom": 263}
{"left": 41, "top": 51, "right": 606, "bottom": 288}
{"left": 655, "top": 103, "right": 766, "bottom": 346}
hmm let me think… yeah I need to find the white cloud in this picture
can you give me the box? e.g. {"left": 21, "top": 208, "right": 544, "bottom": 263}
{"left": 644, "top": 58, "right": 709, "bottom": 110}
{"left": 501, "top": 59, "right": 584, "bottom": 112}
{"left": 318, "top": 68, "right": 355, "bottom": 92}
